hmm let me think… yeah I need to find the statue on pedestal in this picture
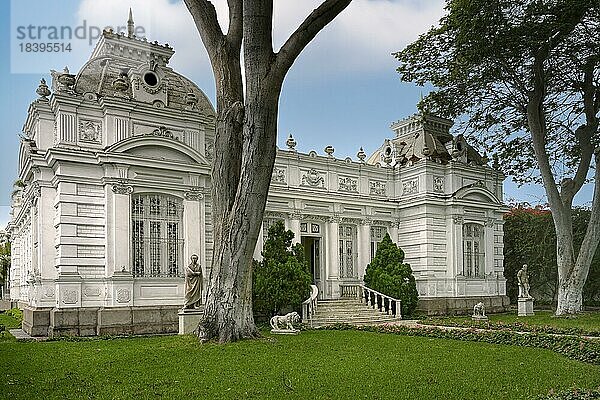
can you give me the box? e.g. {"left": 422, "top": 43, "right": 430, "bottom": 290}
{"left": 270, "top": 311, "right": 300, "bottom": 334}
{"left": 517, "top": 264, "right": 532, "bottom": 299}
{"left": 517, "top": 264, "right": 535, "bottom": 316}
{"left": 472, "top": 302, "right": 488, "bottom": 321}
{"left": 183, "top": 254, "right": 202, "bottom": 309}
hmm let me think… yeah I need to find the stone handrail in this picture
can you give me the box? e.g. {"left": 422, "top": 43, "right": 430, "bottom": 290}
{"left": 339, "top": 283, "right": 359, "bottom": 298}
{"left": 340, "top": 283, "right": 402, "bottom": 319}
{"left": 302, "top": 284, "right": 319, "bottom": 326}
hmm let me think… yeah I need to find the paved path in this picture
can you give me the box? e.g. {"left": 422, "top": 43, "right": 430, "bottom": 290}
{"left": 8, "top": 329, "right": 47, "bottom": 341}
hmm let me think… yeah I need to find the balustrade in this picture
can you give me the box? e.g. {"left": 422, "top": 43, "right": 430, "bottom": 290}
{"left": 360, "top": 285, "right": 401, "bottom": 318}
{"left": 301, "top": 285, "right": 319, "bottom": 326}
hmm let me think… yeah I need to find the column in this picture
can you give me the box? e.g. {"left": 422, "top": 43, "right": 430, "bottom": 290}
{"left": 253, "top": 224, "right": 264, "bottom": 261}
{"left": 357, "top": 221, "right": 370, "bottom": 280}
{"left": 200, "top": 196, "right": 208, "bottom": 268}
{"left": 184, "top": 192, "right": 202, "bottom": 265}
{"left": 105, "top": 182, "right": 133, "bottom": 308}
{"left": 389, "top": 222, "right": 399, "bottom": 244}
{"left": 55, "top": 181, "right": 82, "bottom": 309}
{"left": 108, "top": 182, "right": 133, "bottom": 277}
{"left": 38, "top": 185, "right": 58, "bottom": 307}
{"left": 325, "top": 216, "right": 340, "bottom": 298}
{"left": 451, "top": 214, "right": 464, "bottom": 296}
{"left": 289, "top": 213, "right": 302, "bottom": 245}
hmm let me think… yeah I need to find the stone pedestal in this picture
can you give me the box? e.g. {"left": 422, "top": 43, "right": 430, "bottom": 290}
{"left": 270, "top": 329, "right": 299, "bottom": 335}
{"left": 518, "top": 297, "right": 534, "bottom": 316}
{"left": 471, "top": 315, "right": 488, "bottom": 321}
{"left": 178, "top": 308, "right": 203, "bottom": 335}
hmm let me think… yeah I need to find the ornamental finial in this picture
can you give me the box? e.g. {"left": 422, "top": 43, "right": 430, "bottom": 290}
{"left": 127, "top": 8, "right": 135, "bottom": 37}
{"left": 357, "top": 147, "right": 366, "bottom": 163}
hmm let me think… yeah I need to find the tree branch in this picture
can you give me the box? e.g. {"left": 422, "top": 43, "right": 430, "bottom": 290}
{"left": 227, "top": 0, "right": 243, "bottom": 51}
{"left": 243, "top": 0, "right": 274, "bottom": 64}
{"left": 562, "top": 61, "right": 599, "bottom": 201}
{"left": 528, "top": 53, "right": 565, "bottom": 214}
{"left": 573, "top": 148, "right": 600, "bottom": 282}
{"left": 272, "top": 0, "right": 352, "bottom": 81}
{"left": 184, "top": 0, "right": 225, "bottom": 61}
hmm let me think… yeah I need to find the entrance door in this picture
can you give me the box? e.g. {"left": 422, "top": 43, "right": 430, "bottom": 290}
{"left": 301, "top": 236, "right": 322, "bottom": 296}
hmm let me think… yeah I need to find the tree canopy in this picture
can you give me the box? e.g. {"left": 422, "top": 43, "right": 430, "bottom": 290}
{"left": 395, "top": 0, "right": 600, "bottom": 314}
{"left": 396, "top": 0, "right": 599, "bottom": 185}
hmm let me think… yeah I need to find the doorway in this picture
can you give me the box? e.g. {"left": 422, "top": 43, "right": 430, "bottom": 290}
{"left": 301, "top": 236, "right": 322, "bottom": 291}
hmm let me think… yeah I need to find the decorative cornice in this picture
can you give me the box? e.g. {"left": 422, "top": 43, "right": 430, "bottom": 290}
{"left": 288, "top": 211, "right": 304, "bottom": 220}
{"left": 144, "top": 126, "right": 174, "bottom": 139}
{"left": 341, "top": 217, "right": 362, "bottom": 225}
{"left": 264, "top": 211, "right": 287, "bottom": 220}
{"left": 372, "top": 219, "right": 394, "bottom": 228}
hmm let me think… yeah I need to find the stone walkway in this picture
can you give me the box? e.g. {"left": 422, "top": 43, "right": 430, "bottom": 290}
{"left": 8, "top": 329, "right": 47, "bottom": 341}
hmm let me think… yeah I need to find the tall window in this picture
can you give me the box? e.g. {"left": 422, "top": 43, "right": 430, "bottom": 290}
{"left": 262, "top": 218, "right": 283, "bottom": 241}
{"left": 339, "top": 225, "right": 357, "bottom": 278}
{"left": 370, "top": 226, "right": 387, "bottom": 261}
{"left": 463, "top": 223, "right": 484, "bottom": 277}
{"left": 132, "top": 194, "right": 184, "bottom": 277}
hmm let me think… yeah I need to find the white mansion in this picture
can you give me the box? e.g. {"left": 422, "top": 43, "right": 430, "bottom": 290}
{"left": 8, "top": 23, "right": 509, "bottom": 336}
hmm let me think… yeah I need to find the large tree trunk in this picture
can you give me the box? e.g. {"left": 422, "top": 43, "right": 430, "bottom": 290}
{"left": 198, "top": 90, "right": 280, "bottom": 342}
{"left": 186, "top": 0, "right": 352, "bottom": 342}
{"left": 527, "top": 53, "right": 600, "bottom": 315}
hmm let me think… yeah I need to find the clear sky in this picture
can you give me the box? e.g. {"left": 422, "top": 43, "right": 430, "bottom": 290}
{"left": 0, "top": 0, "right": 593, "bottom": 228}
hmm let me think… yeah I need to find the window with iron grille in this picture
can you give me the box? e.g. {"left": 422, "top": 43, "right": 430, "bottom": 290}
{"left": 262, "top": 218, "right": 283, "bottom": 242}
{"left": 462, "top": 223, "right": 485, "bottom": 277}
{"left": 370, "top": 226, "right": 387, "bottom": 261}
{"left": 339, "top": 224, "right": 357, "bottom": 278}
{"left": 131, "top": 194, "right": 184, "bottom": 277}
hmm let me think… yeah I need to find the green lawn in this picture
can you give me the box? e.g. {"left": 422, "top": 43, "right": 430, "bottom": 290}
{"left": 1, "top": 330, "right": 599, "bottom": 400}
{"left": 0, "top": 311, "right": 21, "bottom": 342}
{"left": 422, "top": 311, "right": 600, "bottom": 336}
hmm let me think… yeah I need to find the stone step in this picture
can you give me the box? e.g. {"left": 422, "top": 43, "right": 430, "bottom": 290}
{"left": 315, "top": 308, "right": 395, "bottom": 315}
{"left": 309, "top": 318, "right": 402, "bottom": 327}
{"left": 310, "top": 319, "right": 399, "bottom": 325}
{"left": 312, "top": 312, "right": 398, "bottom": 319}
{"left": 304, "top": 298, "right": 402, "bottom": 327}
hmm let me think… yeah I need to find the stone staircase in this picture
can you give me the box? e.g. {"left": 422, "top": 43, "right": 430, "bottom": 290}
{"left": 306, "top": 298, "right": 402, "bottom": 327}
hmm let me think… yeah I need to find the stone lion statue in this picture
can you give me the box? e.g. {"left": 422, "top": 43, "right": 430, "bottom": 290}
{"left": 270, "top": 311, "right": 300, "bottom": 331}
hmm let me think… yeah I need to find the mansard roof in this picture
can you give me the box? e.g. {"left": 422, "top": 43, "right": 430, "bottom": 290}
{"left": 367, "top": 112, "right": 488, "bottom": 168}
{"left": 46, "top": 18, "right": 214, "bottom": 115}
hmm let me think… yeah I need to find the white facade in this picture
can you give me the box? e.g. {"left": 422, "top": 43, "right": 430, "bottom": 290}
{"left": 8, "top": 25, "right": 508, "bottom": 335}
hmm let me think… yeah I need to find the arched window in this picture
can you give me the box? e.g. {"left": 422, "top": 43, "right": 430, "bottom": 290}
{"left": 131, "top": 194, "right": 184, "bottom": 277}
{"left": 463, "top": 223, "right": 484, "bottom": 277}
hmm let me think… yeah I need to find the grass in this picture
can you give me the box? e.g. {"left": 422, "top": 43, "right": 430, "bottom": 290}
{"left": 0, "top": 311, "right": 21, "bottom": 342}
{"left": 1, "top": 330, "right": 599, "bottom": 400}
{"left": 421, "top": 311, "right": 600, "bottom": 336}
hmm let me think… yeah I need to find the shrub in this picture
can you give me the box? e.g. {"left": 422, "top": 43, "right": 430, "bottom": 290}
{"left": 318, "top": 324, "right": 600, "bottom": 365}
{"left": 364, "top": 234, "right": 418, "bottom": 317}
{"left": 503, "top": 206, "right": 600, "bottom": 305}
{"left": 5, "top": 308, "right": 23, "bottom": 322}
{"left": 253, "top": 221, "right": 312, "bottom": 318}
{"left": 539, "top": 388, "right": 600, "bottom": 399}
